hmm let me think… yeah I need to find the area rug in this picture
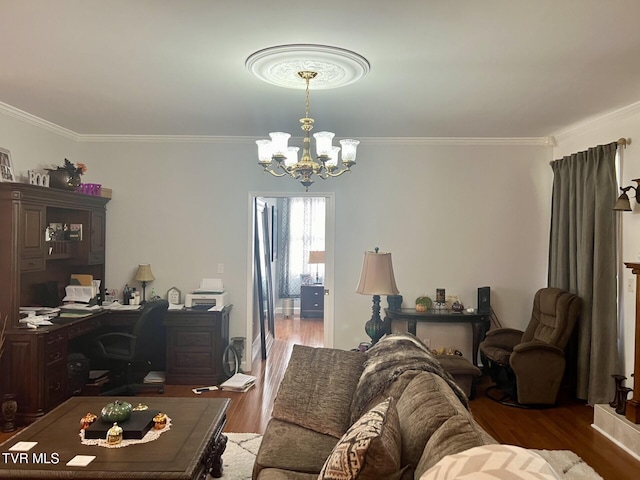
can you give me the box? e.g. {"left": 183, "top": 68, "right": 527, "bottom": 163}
{"left": 216, "top": 433, "right": 602, "bottom": 480}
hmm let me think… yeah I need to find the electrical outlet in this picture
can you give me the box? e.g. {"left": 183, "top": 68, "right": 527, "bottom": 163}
{"left": 217, "top": 263, "right": 224, "bottom": 274}
{"left": 628, "top": 278, "right": 635, "bottom": 293}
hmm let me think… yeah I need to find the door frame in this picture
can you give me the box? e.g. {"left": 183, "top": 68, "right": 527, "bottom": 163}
{"left": 247, "top": 191, "right": 335, "bottom": 363}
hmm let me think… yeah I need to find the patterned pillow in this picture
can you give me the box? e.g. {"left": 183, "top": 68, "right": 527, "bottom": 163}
{"left": 419, "top": 444, "right": 561, "bottom": 480}
{"left": 318, "top": 397, "right": 402, "bottom": 480}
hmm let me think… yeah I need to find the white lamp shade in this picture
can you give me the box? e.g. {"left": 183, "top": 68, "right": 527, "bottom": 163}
{"left": 313, "top": 131, "right": 335, "bottom": 156}
{"left": 285, "top": 147, "right": 299, "bottom": 167}
{"left": 308, "top": 250, "right": 325, "bottom": 264}
{"left": 269, "top": 132, "right": 291, "bottom": 157}
{"left": 256, "top": 139, "right": 273, "bottom": 163}
{"left": 326, "top": 146, "right": 340, "bottom": 167}
{"left": 355, "top": 250, "right": 399, "bottom": 295}
{"left": 340, "top": 139, "right": 359, "bottom": 163}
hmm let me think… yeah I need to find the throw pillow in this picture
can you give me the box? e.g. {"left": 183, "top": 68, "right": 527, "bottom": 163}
{"left": 318, "top": 397, "right": 403, "bottom": 480}
{"left": 272, "top": 345, "right": 365, "bottom": 438}
{"left": 419, "top": 444, "right": 561, "bottom": 480}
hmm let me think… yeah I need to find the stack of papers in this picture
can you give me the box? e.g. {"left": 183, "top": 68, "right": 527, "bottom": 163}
{"left": 143, "top": 371, "right": 165, "bottom": 384}
{"left": 220, "top": 373, "right": 256, "bottom": 392}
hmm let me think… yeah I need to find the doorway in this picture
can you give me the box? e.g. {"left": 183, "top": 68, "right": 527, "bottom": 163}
{"left": 247, "top": 192, "right": 335, "bottom": 365}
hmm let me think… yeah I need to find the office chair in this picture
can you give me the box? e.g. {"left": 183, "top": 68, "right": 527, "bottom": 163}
{"left": 479, "top": 287, "right": 581, "bottom": 407}
{"left": 92, "top": 299, "right": 169, "bottom": 395}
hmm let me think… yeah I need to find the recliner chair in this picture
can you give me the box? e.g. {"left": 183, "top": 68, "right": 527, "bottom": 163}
{"left": 479, "top": 287, "right": 581, "bottom": 406}
{"left": 92, "top": 299, "right": 169, "bottom": 395}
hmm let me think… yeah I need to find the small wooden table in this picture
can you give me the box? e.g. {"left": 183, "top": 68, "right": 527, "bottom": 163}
{"left": 384, "top": 308, "right": 491, "bottom": 366}
{"left": 0, "top": 396, "right": 230, "bottom": 479}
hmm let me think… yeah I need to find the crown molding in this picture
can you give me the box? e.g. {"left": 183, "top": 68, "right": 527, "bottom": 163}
{"left": 0, "top": 101, "right": 79, "bottom": 140}
{"left": 0, "top": 101, "right": 551, "bottom": 146}
{"left": 553, "top": 100, "right": 640, "bottom": 143}
{"left": 78, "top": 135, "right": 550, "bottom": 146}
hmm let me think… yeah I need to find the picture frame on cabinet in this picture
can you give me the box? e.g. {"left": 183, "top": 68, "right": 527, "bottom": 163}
{"left": 0, "top": 147, "right": 15, "bottom": 182}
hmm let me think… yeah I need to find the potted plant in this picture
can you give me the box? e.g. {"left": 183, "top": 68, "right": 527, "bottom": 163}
{"left": 415, "top": 296, "right": 432, "bottom": 312}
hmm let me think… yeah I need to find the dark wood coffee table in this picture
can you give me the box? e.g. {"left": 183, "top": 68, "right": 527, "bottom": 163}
{"left": 0, "top": 396, "right": 230, "bottom": 479}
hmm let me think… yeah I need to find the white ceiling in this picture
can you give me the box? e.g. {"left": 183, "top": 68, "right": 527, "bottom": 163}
{"left": 1, "top": 0, "right": 640, "bottom": 139}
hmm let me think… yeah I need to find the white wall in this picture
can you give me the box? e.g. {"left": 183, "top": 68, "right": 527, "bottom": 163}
{"left": 79, "top": 137, "right": 554, "bottom": 360}
{"left": 553, "top": 103, "right": 640, "bottom": 382}
{"left": 2, "top": 108, "right": 555, "bottom": 365}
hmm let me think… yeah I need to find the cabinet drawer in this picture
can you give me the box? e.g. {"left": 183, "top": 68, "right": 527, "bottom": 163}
{"left": 88, "top": 251, "right": 104, "bottom": 264}
{"left": 45, "top": 332, "right": 67, "bottom": 366}
{"left": 45, "top": 368, "right": 68, "bottom": 410}
{"left": 20, "top": 256, "right": 45, "bottom": 272}
{"left": 67, "top": 318, "right": 101, "bottom": 339}
{"left": 172, "top": 330, "right": 214, "bottom": 348}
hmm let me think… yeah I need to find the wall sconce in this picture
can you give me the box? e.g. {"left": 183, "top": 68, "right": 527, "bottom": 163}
{"left": 614, "top": 179, "right": 640, "bottom": 211}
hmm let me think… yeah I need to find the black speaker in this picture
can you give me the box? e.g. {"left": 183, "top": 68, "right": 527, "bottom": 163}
{"left": 477, "top": 286, "right": 491, "bottom": 314}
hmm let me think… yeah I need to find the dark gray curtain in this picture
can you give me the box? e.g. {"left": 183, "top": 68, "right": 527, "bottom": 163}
{"left": 548, "top": 142, "right": 619, "bottom": 405}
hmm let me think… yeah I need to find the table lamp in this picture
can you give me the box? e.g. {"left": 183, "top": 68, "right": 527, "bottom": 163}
{"left": 308, "top": 250, "right": 325, "bottom": 284}
{"left": 355, "top": 247, "right": 399, "bottom": 345}
{"left": 134, "top": 263, "right": 155, "bottom": 304}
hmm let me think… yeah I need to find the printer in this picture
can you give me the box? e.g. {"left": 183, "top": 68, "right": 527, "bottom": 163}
{"left": 185, "top": 278, "right": 229, "bottom": 309}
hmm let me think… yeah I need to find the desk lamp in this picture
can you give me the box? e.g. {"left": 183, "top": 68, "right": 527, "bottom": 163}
{"left": 134, "top": 264, "right": 155, "bottom": 304}
{"left": 308, "top": 250, "right": 325, "bottom": 284}
{"left": 356, "top": 247, "right": 399, "bottom": 345}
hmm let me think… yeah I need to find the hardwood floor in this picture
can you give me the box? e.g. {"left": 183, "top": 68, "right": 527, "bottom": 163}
{"left": 1, "top": 314, "right": 638, "bottom": 479}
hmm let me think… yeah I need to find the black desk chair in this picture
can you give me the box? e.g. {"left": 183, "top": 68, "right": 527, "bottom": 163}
{"left": 93, "top": 299, "right": 169, "bottom": 396}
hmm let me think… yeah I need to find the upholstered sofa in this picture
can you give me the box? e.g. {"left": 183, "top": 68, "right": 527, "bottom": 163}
{"left": 252, "top": 334, "right": 496, "bottom": 480}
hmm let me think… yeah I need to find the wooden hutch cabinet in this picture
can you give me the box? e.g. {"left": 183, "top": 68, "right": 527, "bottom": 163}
{"left": 0, "top": 183, "right": 109, "bottom": 422}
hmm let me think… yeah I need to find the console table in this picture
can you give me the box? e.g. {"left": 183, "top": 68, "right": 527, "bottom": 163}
{"left": 384, "top": 308, "right": 491, "bottom": 366}
{"left": 0, "top": 396, "right": 230, "bottom": 479}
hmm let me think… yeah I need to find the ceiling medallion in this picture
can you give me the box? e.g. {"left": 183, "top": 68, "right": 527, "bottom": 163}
{"left": 245, "top": 44, "right": 370, "bottom": 90}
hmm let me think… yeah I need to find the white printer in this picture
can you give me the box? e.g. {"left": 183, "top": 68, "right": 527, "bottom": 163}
{"left": 185, "top": 278, "right": 229, "bottom": 309}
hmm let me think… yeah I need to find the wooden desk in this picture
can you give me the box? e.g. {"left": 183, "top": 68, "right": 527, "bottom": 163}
{"left": 0, "top": 396, "right": 230, "bottom": 479}
{"left": 3, "top": 306, "right": 231, "bottom": 424}
{"left": 384, "top": 308, "right": 491, "bottom": 366}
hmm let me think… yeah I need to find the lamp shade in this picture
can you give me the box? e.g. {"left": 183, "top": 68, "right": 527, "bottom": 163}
{"left": 134, "top": 264, "right": 155, "bottom": 282}
{"left": 355, "top": 250, "right": 399, "bottom": 295}
{"left": 614, "top": 192, "right": 632, "bottom": 211}
{"left": 308, "top": 250, "right": 325, "bottom": 264}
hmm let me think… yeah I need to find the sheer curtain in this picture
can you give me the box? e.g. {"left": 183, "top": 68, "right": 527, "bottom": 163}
{"left": 277, "top": 197, "right": 325, "bottom": 298}
{"left": 548, "top": 142, "right": 619, "bottom": 405}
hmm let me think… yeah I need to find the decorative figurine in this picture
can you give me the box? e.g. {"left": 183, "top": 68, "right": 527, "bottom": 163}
{"left": 80, "top": 412, "right": 97, "bottom": 430}
{"left": 106, "top": 423, "right": 123, "bottom": 445}
{"left": 132, "top": 403, "right": 149, "bottom": 411}
{"left": 153, "top": 412, "right": 167, "bottom": 430}
{"left": 101, "top": 399, "right": 133, "bottom": 423}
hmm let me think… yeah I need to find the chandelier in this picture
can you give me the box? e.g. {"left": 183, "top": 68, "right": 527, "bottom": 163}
{"left": 255, "top": 70, "right": 359, "bottom": 191}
